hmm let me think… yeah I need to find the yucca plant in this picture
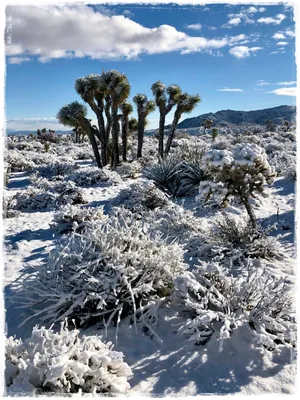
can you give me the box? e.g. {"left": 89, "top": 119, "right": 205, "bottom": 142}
{"left": 75, "top": 74, "right": 107, "bottom": 165}
{"left": 120, "top": 101, "right": 133, "bottom": 162}
{"left": 99, "top": 70, "right": 131, "bottom": 168}
{"left": 165, "top": 93, "right": 201, "bottom": 156}
{"left": 151, "top": 81, "right": 181, "bottom": 158}
{"left": 133, "top": 94, "right": 156, "bottom": 158}
{"left": 57, "top": 102, "right": 102, "bottom": 168}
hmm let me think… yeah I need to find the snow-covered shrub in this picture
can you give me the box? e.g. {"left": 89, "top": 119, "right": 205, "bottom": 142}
{"left": 68, "top": 166, "right": 121, "bottom": 187}
{"left": 202, "top": 214, "right": 284, "bottom": 265}
{"left": 115, "top": 161, "right": 142, "bottom": 179}
{"left": 52, "top": 204, "right": 106, "bottom": 234}
{"left": 174, "top": 261, "right": 296, "bottom": 351}
{"left": 112, "top": 179, "right": 169, "bottom": 213}
{"left": 30, "top": 175, "right": 76, "bottom": 194}
{"left": 5, "top": 150, "right": 36, "bottom": 172}
{"left": 36, "top": 161, "right": 78, "bottom": 179}
{"left": 3, "top": 197, "right": 21, "bottom": 218}
{"left": 54, "top": 187, "right": 88, "bottom": 208}
{"left": 13, "top": 212, "right": 186, "bottom": 328}
{"left": 196, "top": 144, "right": 276, "bottom": 226}
{"left": 5, "top": 322, "right": 132, "bottom": 394}
{"left": 8, "top": 188, "right": 57, "bottom": 211}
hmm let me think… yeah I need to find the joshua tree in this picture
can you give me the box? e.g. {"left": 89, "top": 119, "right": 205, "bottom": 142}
{"left": 133, "top": 94, "right": 156, "bottom": 158}
{"left": 211, "top": 128, "right": 218, "bottom": 142}
{"left": 265, "top": 119, "right": 276, "bottom": 132}
{"left": 165, "top": 93, "right": 201, "bottom": 156}
{"left": 57, "top": 102, "right": 102, "bottom": 168}
{"left": 283, "top": 120, "right": 292, "bottom": 132}
{"left": 75, "top": 74, "right": 107, "bottom": 165}
{"left": 120, "top": 101, "right": 133, "bottom": 162}
{"left": 99, "top": 71, "right": 131, "bottom": 168}
{"left": 203, "top": 119, "right": 213, "bottom": 134}
{"left": 151, "top": 81, "right": 181, "bottom": 158}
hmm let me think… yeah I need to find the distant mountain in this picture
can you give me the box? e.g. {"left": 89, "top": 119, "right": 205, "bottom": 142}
{"left": 175, "top": 105, "right": 296, "bottom": 129}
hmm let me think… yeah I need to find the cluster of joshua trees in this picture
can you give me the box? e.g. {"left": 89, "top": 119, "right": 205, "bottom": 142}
{"left": 57, "top": 70, "right": 201, "bottom": 168}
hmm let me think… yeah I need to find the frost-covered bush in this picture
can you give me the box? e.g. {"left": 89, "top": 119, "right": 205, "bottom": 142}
{"left": 54, "top": 187, "right": 88, "bottom": 208}
{"left": 36, "top": 161, "right": 78, "bottom": 179}
{"left": 112, "top": 179, "right": 169, "bottom": 213}
{"left": 6, "top": 322, "right": 132, "bottom": 394}
{"left": 3, "top": 197, "right": 21, "bottom": 218}
{"left": 52, "top": 204, "right": 106, "bottom": 234}
{"left": 8, "top": 188, "right": 57, "bottom": 211}
{"left": 30, "top": 175, "right": 76, "bottom": 194}
{"left": 196, "top": 144, "right": 276, "bottom": 226}
{"left": 5, "top": 150, "right": 36, "bottom": 172}
{"left": 68, "top": 166, "right": 121, "bottom": 187}
{"left": 202, "top": 213, "right": 285, "bottom": 264}
{"left": 115, "top": 161, "right": 142, "bottom": 179}
{"left": 174, "top": 261, "right": 296, "bottom": 351}
{"left": 13, "top": 212, "right": 186, "bottom": 328}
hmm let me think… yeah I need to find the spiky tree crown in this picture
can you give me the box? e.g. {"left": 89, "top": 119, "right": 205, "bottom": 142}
{"left": 100, "top": 70, "right": 130, "bottom": 105}
{"left": 129, "top": 117, "right": 138, "bottom": 132}
{"left": 57, "top": 102, "right": 87, "bottom": 127}
{"left": 177, "top": 93, "right": 201, "bottom": 113}
{"left": 120, "top": 101, "right": 133, "bottom": 115}
{"left": 133, "top": 94, "right": 156, "bottom": 115}
{"left": 75, "top": 74, "right": 102, "bottom": 102}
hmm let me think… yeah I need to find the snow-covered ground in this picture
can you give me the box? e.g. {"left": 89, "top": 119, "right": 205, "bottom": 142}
{"left": 3, "top": 130, "right": 297, "bottom": 396}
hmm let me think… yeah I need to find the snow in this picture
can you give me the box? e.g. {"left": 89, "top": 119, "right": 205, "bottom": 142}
{"left": 3, "top": 131, "right": 296, "bottom": 396}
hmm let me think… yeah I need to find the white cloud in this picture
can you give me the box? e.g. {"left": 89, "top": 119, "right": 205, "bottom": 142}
{"left": 246, "top": 7, "right": 258, "bottom": 14}
{"left": 272, "top": 33, "right": 286, "bottom": 40}
{"left": 277, "top": 81, "right": 296, "bottom": 86}
{"left": 227, "top": 17, "right": 242, "bottom": 26}
{"left": 186, "top": 23, "right": 202, "bottom": 31}
{"left": 276, "top": 41, "right": 289, "bottom": 46}
{"left": 123, "top": 10, "right": 134, "bottom": 18}
{"left": 229, "top": 46, "right": 262, "bottom": 59}
{"left": 270, "top": 51, "right": 279, "bottom": 55}
{"left": 257, "top": 80, "right": 270, "bottom": 86}
{"left": 208, "top": 26, "right": 217, "bottom": 31}
{"left": 6, "top": 5, "right": 246, "bottom": 62}
{"left": 285, "top": 29, "right": 295, "bottom": 38}
{"left": 217, "top": 88, "right": 243, "bottom": 92}
{"left": 8, "top": 56, "right": 31, "bottom": 64}
{"left": 6, "top": 118, "right": 67, "bottom": 132}
{"left": 257, "top": 14, "right": 286, "bottom": 25}
{"left": 258, "top": 7, "right": 266, "bottom": 12}
{"left": 267, "top": 87, "right": 296, "bottom": 96}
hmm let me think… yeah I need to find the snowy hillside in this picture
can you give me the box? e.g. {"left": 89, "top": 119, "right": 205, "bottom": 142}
{"left": 3, "top": 127, "right": 296, "bottom": 396}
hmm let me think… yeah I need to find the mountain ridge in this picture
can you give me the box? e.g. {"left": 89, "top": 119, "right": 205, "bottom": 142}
{"left": 174, "top": 105, "right": 296, "bottom": 129}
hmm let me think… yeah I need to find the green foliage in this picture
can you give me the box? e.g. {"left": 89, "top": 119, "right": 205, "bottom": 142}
{"left": 57, "top": 102, "right": 88, "bottom": 127}
{"left": 211, "top": 128, "right": 218, "bottom": 142}
{"left": 44, "top": 142, "right": 50, "bottom": 153}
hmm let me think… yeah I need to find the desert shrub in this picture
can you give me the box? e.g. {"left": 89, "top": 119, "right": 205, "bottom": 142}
{"left": 67, "top": 166, "right": 121, "bottom": 187}
{"left": 115, "top": 161, "right": 142, "bottom": 179}
{"left": 52, "top": 204, "right": 106, "bottom": 234}
{"left": 3, "top": 197, "right": 21, "bottom": 218}
{"left": 196, "top": 144, "right": 276, "bottom": 227}
{"left": 12, "top": 211, "right": 185, "bottom": 328}
{"left": 5, "top": 150, "right": 36, "bottom": 172}
{"left": 6, "top": 322, "right": 132, "bottom": 394}
{"left": 36, "top": 161, "right": 78, "bottom": 179}
{"left": 202, "top": 214, "right": 284, "bottom": 265}
{"left": 8, "top": 188, "right": 57, "bottom": 211}
{"left": 30, "top": 175, "right": 77, "bottom": 194}
{"left": 112, "top": 179, "right": 169, "bottom": 213}
{"left": 54, "top": 187, "right": 88, "bottom": 208}
{"left": 174, "top": 261, "right": 296, "bottom": 351}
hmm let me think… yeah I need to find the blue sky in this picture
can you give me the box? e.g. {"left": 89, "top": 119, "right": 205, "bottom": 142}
{"left": 5, "top": 2, "right": 296, "bottom": 132}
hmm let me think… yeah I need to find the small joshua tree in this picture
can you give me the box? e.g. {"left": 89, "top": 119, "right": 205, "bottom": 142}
{"left": 57, "top": 102, "right": 102, "bottom": 168}
{"left": 165, "top": 93, "right": 201, "bottom": 156}
{"left": 151, "top": 81, "right": 181, "bottom": 158}
{"left": 133, "top": 94, "right": 156, "bottom": 158}
{"left": 265, "top": 119, "right": 276, "bottom": 132}
{"left": 196, "top": 144, "right": 276, "bottom": 227}
{"left": 202, "top": 119, "right": 213, "bottom": 134}
{"left": 211, "top": 128, "right": 218, "bottom": 142}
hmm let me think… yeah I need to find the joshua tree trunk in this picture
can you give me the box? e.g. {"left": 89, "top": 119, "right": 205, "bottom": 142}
{"left": 165, "top": 110, "right": 181, "bottom": 156}
{"left": 242, "top": 197, "right": 257, "bottom": 228}
{"left": 121, "top": 115, "right": 129, "bottom": 162}
{"left": 105, "top": 96, "right": 112, "bottom": 143}
{"left": 111, "top": 104, "right": 120, "bottom": 168}
{"left": 158, "top": 112, "right": 166, "bottom": 159}
{"left": 81, "top": 118, "right": 102, "bottom": 168}
{"left": 137, "top": 115, "right": 145, "bottom": 158}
